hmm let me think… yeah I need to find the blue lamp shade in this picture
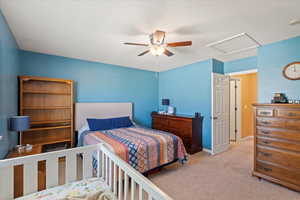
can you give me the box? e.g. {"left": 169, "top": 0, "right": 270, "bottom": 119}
{"left": 9, "top": 116, "right": 30, "bottom": 131}
{"left": 162, "top": 99, "right": 170, "bottom": 106}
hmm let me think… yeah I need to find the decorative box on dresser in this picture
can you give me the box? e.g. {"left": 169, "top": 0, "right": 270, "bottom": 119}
{"left": 252, "top": 104, "right": 300, "bottom": 192}
{"left": 151, "top": 112, "right": 203, "bottom": 154}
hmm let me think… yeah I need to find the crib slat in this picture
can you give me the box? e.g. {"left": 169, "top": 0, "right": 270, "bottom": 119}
{"left": 106, "top": 155, "right": 109, "bottom": 184}
{"left": 46, "top": 156, "right": 59, "bottom": 188}
{"left": 113, "top": 163, "right": 117, "bottom": 195}
{"left": 118, "top": 167, "right": 123, "bottom": 200}
{"left": 0, "top": 166, "right": 13, "bottom": 199}
{"left": 131, "top": 179, "right": 136, "bottom": 200}
{"left": 83, "top": 152, "right": 93, "bottom": 179}
{"left": 66, "top": 153, "right": 77, "bottom": 183}
{"left": 124, "top": 173, "right": 129, "bottom": 200}
{"left": 97, "top": 150, "right": 101, "bottom": 178}
{"left": 24, "top": 161, "right": 38, "bottom": 195}
{"left": 109, "top": 159, "right": 112, "bottom": 190}
{"left": 139, "top": 185, "right": 143, "bottom": 200}
{"left": 101, "top": 151, "right": 105, "bottom": 179}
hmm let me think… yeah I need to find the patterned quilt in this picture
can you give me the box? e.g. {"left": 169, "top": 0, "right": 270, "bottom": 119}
{"left": 81, "top": 127, "right": 187, "bottom": 173}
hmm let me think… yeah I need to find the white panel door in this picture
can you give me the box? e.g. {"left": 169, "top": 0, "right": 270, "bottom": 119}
{"left": 212, "top": 73, "right": 230, "bottom": 154}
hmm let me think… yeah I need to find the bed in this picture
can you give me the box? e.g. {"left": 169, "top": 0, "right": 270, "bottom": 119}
{"left": 75, "top": 103, "right": 188, "bottom": 174}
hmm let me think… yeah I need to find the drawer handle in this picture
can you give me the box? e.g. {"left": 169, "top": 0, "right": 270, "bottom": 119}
{"left": 262, "top": 167, "right": 272, "bottom": 172}
{"left": 259, "top": 152, "right": 272, "bottom": 157}
{"left": 261, "top": 130, "right": 270, "bottom": 134}
{"left": 262, "top": 141, "right": 271, "bottom": 144}
{"left": 260, "top": 111, "right": 271, "bottom": 115}
{"left": 260, "top": 121, "right": 271, "bottom": 125}
{"left": 287, "top": 112, "right": 297, "bottom": 117}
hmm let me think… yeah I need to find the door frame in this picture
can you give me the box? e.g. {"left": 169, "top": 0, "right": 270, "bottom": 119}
{"left": 225, "top": 69, "right": 258, "bottom": 76}
{"left": 226, "top": 68, "right": 258, "bottom": 141}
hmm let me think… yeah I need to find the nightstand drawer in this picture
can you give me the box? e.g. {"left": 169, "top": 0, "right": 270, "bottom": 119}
{"left": 256, "top": 161, "right": 300, "bottom": 186}
{"left": 257, "top": 137, "right": 300, "bottom": 153}
{"left": 257, "top": 145, "right": 300, "bottom": 170}
{"left": 257, "top": 127, "right": 300, "bottom": 142}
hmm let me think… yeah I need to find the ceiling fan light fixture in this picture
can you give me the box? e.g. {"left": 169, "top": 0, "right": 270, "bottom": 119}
{"left": 150, "top": 45, "right": 165, "bottom": 56}
{"left": 124, "top": 29, "right": 191, "bottom": 57}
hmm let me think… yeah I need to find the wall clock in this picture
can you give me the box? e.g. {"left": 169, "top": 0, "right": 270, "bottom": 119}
{"left": 283, "top": 62, "right": 300, "bottom": 80}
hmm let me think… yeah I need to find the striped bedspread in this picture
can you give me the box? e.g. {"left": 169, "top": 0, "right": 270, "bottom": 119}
{"left": 82, "top": 127, "right": 187, "bottom": 173}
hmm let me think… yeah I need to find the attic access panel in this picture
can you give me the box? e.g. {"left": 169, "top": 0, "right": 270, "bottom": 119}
{"left": 206, "top": 33, "right": 261, "bottom": 55}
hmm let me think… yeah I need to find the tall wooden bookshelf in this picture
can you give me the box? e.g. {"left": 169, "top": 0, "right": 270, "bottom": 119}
{"left": 19, "top": 76, "right": 74, "bottom": 148}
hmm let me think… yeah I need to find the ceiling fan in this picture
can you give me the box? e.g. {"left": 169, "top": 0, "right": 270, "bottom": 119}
{"left": 124, "top": 30, "right": 192, "bottom": 57}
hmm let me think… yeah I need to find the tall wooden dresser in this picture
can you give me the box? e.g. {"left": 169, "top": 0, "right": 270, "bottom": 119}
{"left": 252, "top": 104, "right": 300, "bottom": 191}
{"left": 151, "top": 112, "right": 203, "bottom": 154}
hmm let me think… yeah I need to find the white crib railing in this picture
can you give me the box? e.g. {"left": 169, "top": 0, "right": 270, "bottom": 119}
{"left": 0, "top": 144, "right": 173, "bottom": 200}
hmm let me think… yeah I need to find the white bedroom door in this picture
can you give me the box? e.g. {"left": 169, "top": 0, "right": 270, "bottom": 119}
{"left": 212, "top": 73, "right": 230, "bottom": 155}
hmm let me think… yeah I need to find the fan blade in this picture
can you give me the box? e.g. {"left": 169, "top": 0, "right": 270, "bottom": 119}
{"left": 124, "top": 42, "right": 148, "bottom": 46}
{"left": 138, "top": 50, "right": 150, "bottom": 56}
{"left": 167, "top": 41, "right": 192, "bottom": 47}
{"left": 164, "top": 49, "right": 174, "bottom": 57}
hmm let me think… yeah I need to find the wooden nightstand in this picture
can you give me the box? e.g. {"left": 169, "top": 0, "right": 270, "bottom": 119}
{"left": 6, "top": 145, "right": 46, "bottom": 198}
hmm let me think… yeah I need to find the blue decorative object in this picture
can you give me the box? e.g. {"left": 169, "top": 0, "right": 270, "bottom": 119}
{"left": 87, "top": 117, "right": 133, "bottom": 131}
{"left": 9, "top": 116, "right": 30, "bottom": 131}
{"left": 162, "top": 99, "right": 170, "bottom": 106}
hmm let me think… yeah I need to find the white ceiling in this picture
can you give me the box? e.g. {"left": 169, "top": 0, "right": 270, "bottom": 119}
{"left": 1, "top": 0, "right": 300, "bottom": 72}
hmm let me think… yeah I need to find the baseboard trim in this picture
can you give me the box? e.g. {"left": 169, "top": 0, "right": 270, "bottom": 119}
{"left": 203, "top": 148, "right": 212, "bottom": 154}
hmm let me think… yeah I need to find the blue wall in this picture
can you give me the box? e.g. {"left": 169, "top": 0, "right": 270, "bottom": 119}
{"left": 159, "top": 59, "right": 215, "bottom": 149}
{"left": 0, "top": 12, "right": 20, "bottom": 158}
{"left": 224, "top": 56, "right": 257, "bottom": 73}
{"left": 258, "top": 36, "right": 300, "bottom": 102}
{"left": 20, "top": 51, "right": 158, "bottom": 127}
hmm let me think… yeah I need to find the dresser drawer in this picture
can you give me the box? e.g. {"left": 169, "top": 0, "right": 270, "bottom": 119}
{"left": 276, "top": 109, "right": 300, "bottom": 119}
{"left": 257, "top": 109, "right": 274, "bottom": 117}
{"left": 256, "top": 161, "right": 300, "bottom": 186}
{"left": 257, "top": 127, "right": 300, "bottom": 142}
{"left": 257, "top": 117, "right": 300, "bottom": 130}
{"left": 168, "top": 119, "right": 191, "bottom": 129}
{"left": 152, "top": 117, "right": 169, "bottom": 126}
{"left": 257, "top": 137, "right": 300, "bottom": 152}
{"left": 257, "top": 145, "right": 300, "bottom": 170}
{"left": 152, "top": 124, "right": 166, "bottom": 131}
{"left": 168, "top": 119, "right": 192, "bottom": 136}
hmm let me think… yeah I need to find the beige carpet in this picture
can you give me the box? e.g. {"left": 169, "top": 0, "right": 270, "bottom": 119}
{"left": 148, "top": 139, "right": 300, "bottom": 200}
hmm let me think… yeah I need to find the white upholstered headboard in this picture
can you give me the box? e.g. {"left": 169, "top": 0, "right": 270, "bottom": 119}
{"left": 75, "top": 102, "right": 133, "bottom": 131}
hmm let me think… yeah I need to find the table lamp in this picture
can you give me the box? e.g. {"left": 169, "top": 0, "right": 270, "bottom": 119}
{"left": 9, "top": 116, "right": 30, "bottom": 152}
